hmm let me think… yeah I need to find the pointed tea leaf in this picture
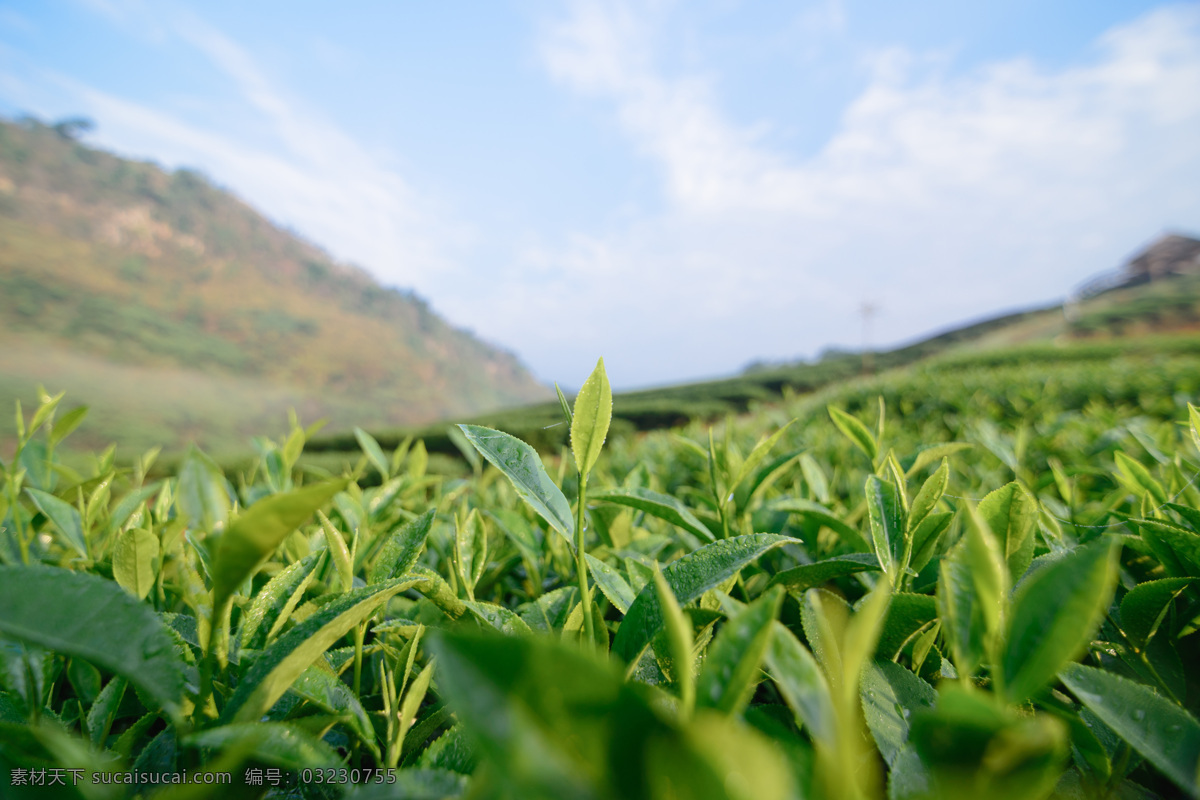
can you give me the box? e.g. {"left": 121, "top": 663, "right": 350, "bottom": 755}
{"left": 1060, "top": 662, "right": 1200, "bottom": 798}
{"left": 1120, "top": 577, "right": 1195, "bottom": 649}
{"left": 586, "top": 553, "right": 636, "bottom": 614}
{"left": 25, "top": 488, "right": 87, "bottom": 559}
{"left": 113, "top": 528, "right": 159, "bottom": 601}
{"left": 865, "top": 476, "right": 905, "bottom": 581}
{"left": 211, "top": 479, "right": 348, "bottom": 608}
{"left": 370, "top": 508, "right": 436, "bottom": 584}
{"left": 458, "top": 425, "right": 574, "bottom": 543}
{"left": 354, "top": 426, "right": 390, "bottom": 479}
{"left": 977, "top": 482, "right": 1038, "bottom": 581}
{"left": 612, "top": 533, "right": 796, "bottom": 663}
{"left": 696, "top": 587, "right": 783, "bottom": 716}
{"left": 829, "top": 405, "right": 878, "bottom": 462}
{"left": 238, "top": 551, "right": 326, "bottom": 652}
{"left": 571, "top": 357, "right": 612, "bottom": 477}
{"left": 767, "top": 553, "right": 880, "bottom": 592}
{"left": 591, "top": 487, "right": 714, "bottom": 544}
{"left": 0, "top": 566, "right": 186, "bottom": 722}
{"left": 1002, "top": 539, "right": 1119, "bottom": 704}
{"left": 222, "top": 577, "right": 416, "bottom": 723}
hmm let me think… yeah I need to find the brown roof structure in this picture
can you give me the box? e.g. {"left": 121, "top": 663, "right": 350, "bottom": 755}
{"left": 1123, "top": 233, "right": 1200, "bottom": 282}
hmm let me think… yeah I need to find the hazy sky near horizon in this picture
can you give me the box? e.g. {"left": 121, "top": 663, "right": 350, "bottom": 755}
{"left": 2, "top": 1, "right": 1199, "bottom": 389}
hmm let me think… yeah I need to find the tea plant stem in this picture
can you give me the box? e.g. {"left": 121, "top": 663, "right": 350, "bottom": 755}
{"left": 353, "top": 620, "right": 366, "bottom": 697}
{"left": 576, "top": 471, "right": 595, "bottom": 648}
{"left": 6, "top": 476, "right": 30, "bottom": 564}
{"left": 195, "top": 656, "right": 214, "bottom": 725}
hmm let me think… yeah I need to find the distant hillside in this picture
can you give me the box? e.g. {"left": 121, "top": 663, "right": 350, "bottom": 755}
{"left": 0, "top": 116, "right": 550, "bottom": 455}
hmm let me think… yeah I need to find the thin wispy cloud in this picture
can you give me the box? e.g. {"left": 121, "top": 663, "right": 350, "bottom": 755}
{"left": 27, "top": 2, "right": 462, "bottom": 297}
{"left": 468, "top": 0, "right": 1200, "bottom": 387}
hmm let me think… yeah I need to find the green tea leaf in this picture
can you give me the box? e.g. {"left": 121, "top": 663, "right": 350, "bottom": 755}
{"left": 289, "top": 663, "right": 379, "bottom": 760}
{"left": 799, "top": 453, "right": 830, "bottom": 504}
{"left": 370, "top": 508, "right": 436, "bottom": 584}
{"left": 907, "top": 459, "right": 949, "bottom": 533}
{"left": 113, "top": 527, "right": 159, "bottom": 601}
{"left": 861, "top": 659, "right": 936, "bottom": 767}
{"left": 570, "top": 357, "right": 612, "bottom": 477}
{"left": 612, "top": 533, "right": 796, "bottom": 663}
{"left": 107, "top": 483, "right": 161, "bottom": 535}
{"left": 1138, "top": 519, "right": 1200, "bottom": 577}
{"left": 964, "top": 506, "right": 1009, "bottom": 648}
{"left": 431, "top": 629, "right": 657, "bottom": 798}
{"left": 489, "top": 509, "right": 544, "bottom": 587}
{"left": 447, "top": 425, "right": 482, "bottom": 475}
{"left": 977, "top": 482, "right": 1038, "bottom": 581}
{"left": 1190, "top": 403, "right": 1200, "bottom": 455}
{"left": 237, "top": 551, "right": 326, "bottom": 652}
{"left": 211, "top": 479, "right": 348, "bottom": 613}
{"left": 555, "top": 382, "right": 574, "bottom": 425}
{"left": 563, "top": 599, "right": 609, "bottom": 651}
{"left": 586, "top": 553, "right": 636, "bottom": 614}
{"left": 67, "top": 657, "right": 101, "bottom": 706}
{"left": 317, "top": 510, "right": 353, "bottom": 591}
{"left": 465, "top": 601, "right": 535, "bottom": 636}
{"left": 86, "top": 676, "right": 126, "bottom": 747}
{"left": 763, "top": 619, "right": 835, "bottom": 747}
{"left": 27, "top": 390, "right": 63, "bottom": 437}
{"left": 647, "top": 710, "right": 794, "bottom": 800}
{"left": 221, "top": 577, "right": 416, "bottom": 723}
{"left": 910, "top": 685, "right": 1068, "bottom": 800}
{"left": 0, "top": 566, "right": 186, "bottom": 722}
{"left": 399, "top": 660, "right": 436, "bottom": 754}
{"left": 654, "top": 567, "right": 695, "bottom": 716}
{"left": 517, "top": 586, "right": 579, "bottom": 632}
{"left": 865, "top": 475, "right": 905, "bottom": 581}
{"left": 25, "top": 487, "right": 87, "bottom": 559}
{"left": 410, "top": 564, "right": 468, "bottom": 620}
{"left": 1060, "top": 662, "right": 1200, "bottom": 798}
{"left": 1115, "top": 451, "right": 1168, "bottom": 506}
{"left": 909, "top": 511, "right": 953, "bottom": 575}
{"left": 591, "top": 487, "right": 715, "bottom": 544}
{"left": 348, "top": 770, "right": 468, "bottom": 799}
{"left": 937, "top": 547, "right": 987, "bottom": 679}
{"left": 185, "top": 721, "right": 341, "bottom": 769}
{"left": 730, "top": 421, "right": 794, "bottom": 493}
{"left": 458, "top": 424, "right": 574, "bottom": 543}
{"left": 175, "top": 447, "right": 230, "bottom": 533}
{"left": 49, "top": 406, "right": 88, "bottom": 447}
{"left": 876, "top": 593, "right": 938, "bottom": 660}
{"left": 696, "top": 587, "right": 783, "bottom": 716}
{"left": 829, "top": 405, "right": 878, "bottom": 462}
{"left": 354, "top": 426, "right": 391, "bottom": 479}
{"left": 905, "top": 443, "right": 972, "bottom": 477}
{"left": 767, "top": 553, "right": 880, "bottom": 592}
{"left": 770, "top": 498, "right": 870, "bottom": 551}
{"left": 1002, "top": 539, "right": 1119, "bottom": 704}
{"left": 1120, "top": 577, "right": 1195, "bottom": 649}
{"left": 456, "top": 509, "right": 484, "bottom": 600}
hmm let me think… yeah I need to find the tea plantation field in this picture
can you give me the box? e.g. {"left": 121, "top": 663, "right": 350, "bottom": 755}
{"left": 2, "top": 343, "right": 1200, "bottom": 799}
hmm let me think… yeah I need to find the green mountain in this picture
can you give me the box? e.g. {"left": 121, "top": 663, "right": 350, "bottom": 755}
{"left": 0, "top": 116, "right": 550, "bottom": 456}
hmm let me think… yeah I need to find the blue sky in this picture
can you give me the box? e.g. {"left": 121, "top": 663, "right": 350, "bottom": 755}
{"left": 1, "top": 0, "right": 1198, "bottom": 390}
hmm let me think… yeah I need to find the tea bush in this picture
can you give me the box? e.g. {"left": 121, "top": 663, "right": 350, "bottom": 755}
{"left": 2, "top": 351, "right": 1199, "bottom": 799}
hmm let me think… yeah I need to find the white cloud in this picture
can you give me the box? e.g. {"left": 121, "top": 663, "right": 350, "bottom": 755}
{"left": 484, "top": 0, "right": 1200, "bottom": 388}
{"left": 38, "top": 3, "right": 463, "bottom": 296}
